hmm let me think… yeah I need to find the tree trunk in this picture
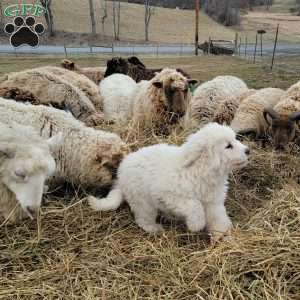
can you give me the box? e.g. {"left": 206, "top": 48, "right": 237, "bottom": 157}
{"left": 144, "top": 0, "right": 153, "bottom": 42}
{"left": 0, "top": 1, "right": 3, "bottom": 34}
{"left": 113, "top": 0, "right": 121, "bottom": 40}
{"left": 88, "top": 0, "right": 96, "bottom": 36}
{"left": 101, "top": 0, "right": 108, "bottom": 34}
{"left": 40, "top": 0, "right": 54, "bottom": 37}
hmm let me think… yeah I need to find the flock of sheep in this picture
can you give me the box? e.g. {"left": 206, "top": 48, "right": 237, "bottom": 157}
{"left": 1, "top": 55, "right": 300, "bottom": 242}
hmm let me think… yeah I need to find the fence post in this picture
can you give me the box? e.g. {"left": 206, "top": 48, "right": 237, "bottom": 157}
{"left": 208, "top": 36, "right": 211, "bottom": 55}
{"left": 156, "top": 43, "right": 159, "bottom": 57}
{"left": 244, "top": 36, "right": 248, "bottom": 58}
{"left": 253, "top": 34, "right": 258, "bottom": 63}
{"left": 238, "top": 37, "right": 242, "bottom": 56}
{"left": 271, "top": 24, "right": 279, "bottom": 70}
{"left": 112, "top": 42, "right": 114, "bottom": 54}
{"left": 64, "top": 44, "right": 67, "bottom": 58}
{"left": 234, "top": 32, "right": 238, "bottom": 54}
{"left": 260, "top": 34, "right": 263, "bottom": 56}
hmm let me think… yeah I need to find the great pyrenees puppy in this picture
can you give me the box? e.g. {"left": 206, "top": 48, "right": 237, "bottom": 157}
{"left": 89, "top": 123, "right": 249, "bottom": 242}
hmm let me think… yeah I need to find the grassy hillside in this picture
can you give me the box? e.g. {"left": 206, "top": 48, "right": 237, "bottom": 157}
{"left": 1, "top": 0, "right": 235, "bottom": 44}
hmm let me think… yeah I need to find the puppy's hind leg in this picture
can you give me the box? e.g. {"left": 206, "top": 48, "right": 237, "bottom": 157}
{"left": 133, "top": 204, "right": 163, "bottom": 233}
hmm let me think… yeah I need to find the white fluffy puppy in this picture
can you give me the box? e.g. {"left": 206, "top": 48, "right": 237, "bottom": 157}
{"left": 89, "top": 123, "right": 249, "bottom": 242}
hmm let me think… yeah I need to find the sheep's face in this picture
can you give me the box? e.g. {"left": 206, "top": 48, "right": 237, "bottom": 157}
{"left": 152, "top": 73, "right": 197, "bottom": 122}
{"left": 61, "top": 59, "right": 75, "bottom": 71}
{"left": 105, "top": 58, "right": 129, "bottom": 77}
{"left": 0, "top": 133, "right": 62, "bottom": 219}
{"left": 264, "top": 108, "right": 300, "bottom": 150}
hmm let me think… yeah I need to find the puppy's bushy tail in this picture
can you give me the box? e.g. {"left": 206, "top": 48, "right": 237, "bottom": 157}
{"left": 88, "top": 188, "right": 123, "bottom": 211}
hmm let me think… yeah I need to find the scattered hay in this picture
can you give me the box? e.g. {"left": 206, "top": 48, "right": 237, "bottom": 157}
{"left": 1, "top": 119, "right": 299, "bottom": 299}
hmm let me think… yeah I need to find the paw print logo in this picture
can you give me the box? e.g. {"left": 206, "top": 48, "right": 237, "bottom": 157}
{"left": 4, "top": 16, "right": 45, "bottom": 48}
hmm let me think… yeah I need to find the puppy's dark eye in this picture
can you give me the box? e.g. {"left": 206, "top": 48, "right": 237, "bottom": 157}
{"left": 225, "top": 143, "right": 233, "bottom": 149}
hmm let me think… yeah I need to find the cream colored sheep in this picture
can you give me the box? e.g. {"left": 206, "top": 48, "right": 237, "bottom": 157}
{"left": 0, "top": 122, "right": 62, "bottom": 224}
{"left": 132, "top": 68, "right": 197, "bottom": 130}
{"left": 61, "top": 59, "right": 105, "bottom": 84}
{"left": 35, "top": 66, "right": 104, "bottom": 111}
{"left": 263, "top": 81, "right": 300, "bottom": 149}
{"left": 230, "top": 88, "right": 286, "bottom": 136}
{"left": 0, "top": 69, "right": 104, "bottom": 127}
{"left": 189, "top": 76, "right": 248, "bottom": 125}
{"left": 213, "top": 89, "right": 256, "bottom": 125}
{"left": 0, "top": 98, "right": 127, "bottom": 189}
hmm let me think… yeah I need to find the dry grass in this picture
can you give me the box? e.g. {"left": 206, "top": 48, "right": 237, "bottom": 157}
{"left": 0, "top": 54, "right": 300, "bottom": 299}
{"left": 0, "top": 0, "right": 234, "bottom": 45}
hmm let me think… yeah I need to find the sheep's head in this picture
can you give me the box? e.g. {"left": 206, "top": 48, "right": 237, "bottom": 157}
{"left": 104, "top": 57, "right": 129, "bottom": 77}
{"left": 152, "top": 68, "right": 197, "bottom": 122}
{"left": 127, "top": 56, "right": 146, "bottom": 68}
{"left": 0, "top": 133, "right": 63, "bottom": 219}
{"left": 61, "top": 59, "right": 76, "bottom": 71}
{"left": 264, "top": 107, "right": 300, "bottom": 150}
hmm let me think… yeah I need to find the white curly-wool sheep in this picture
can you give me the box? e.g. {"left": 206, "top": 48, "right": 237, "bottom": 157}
{"left": 272, "top": 80, "right": 300, "bottom": 117}
{"left": 213, "top": 89, "right": 256, "bottom": 125}
{"left": 100, "top": 74, "right": 137, "bottom": 122}
{"left": 89, "top": 123, "right": 250, "bottom": 242}
{"left": 189, "top": 76, "right": 248, "bottom": 125}
{"left": 0, "top": 122, "right": 62, "bottom": 224}
{"left": 132, "top": 68, "right": 196, "bottom": 129}
{"left": 0, "top": 98, "right": 127, "bottom": 189}
{"left": 0, "top": 69, "right": 103, "bottom": 127}
{"left": 35, "top": 66, "right": 104, "bottom": 111}
{"left": 230, "top": 88, "right": 286, "bottom": 136}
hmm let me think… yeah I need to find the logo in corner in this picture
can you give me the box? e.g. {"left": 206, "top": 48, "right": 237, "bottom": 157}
{"left": 3, "top": 3, "right": 46, "bottom": 48}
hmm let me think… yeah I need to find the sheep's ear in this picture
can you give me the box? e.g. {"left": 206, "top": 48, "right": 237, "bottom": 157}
{"left": 289, "top": 111, "right": 300, "bottom": 122}
{"left": 62, "top": 60, "right": 75, "bottom": 69}
{"left": 263, "top": 107, "right": 278, "bottom": 126}
{"left": 46, "top": 132, "right": 63, "bottom": 153}
{"left": 152, "top": 81, "right": 163, "bottom": 88}
{"left": 0, "top": 144, "right": 15, "bottom": 159}
{"left": 188, "top": 79, "right": 198, "bottom": 85}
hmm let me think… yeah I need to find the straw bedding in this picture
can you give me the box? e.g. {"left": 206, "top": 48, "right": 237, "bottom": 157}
{"left": 0, "top": 120, "right": 299, "bottom": 299}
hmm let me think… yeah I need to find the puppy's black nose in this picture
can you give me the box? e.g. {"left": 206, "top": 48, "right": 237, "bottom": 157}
{"left": 245, "top": 148, "right": 250, "bottom": 156}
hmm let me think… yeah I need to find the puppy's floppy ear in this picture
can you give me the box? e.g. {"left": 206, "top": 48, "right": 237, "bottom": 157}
{"left": 182, "top": 140, "right": 207, "bottom": 168}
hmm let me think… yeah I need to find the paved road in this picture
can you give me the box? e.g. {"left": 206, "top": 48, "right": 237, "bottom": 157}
{"left": 0, "top": 43, "right": 299, "bottom": 56}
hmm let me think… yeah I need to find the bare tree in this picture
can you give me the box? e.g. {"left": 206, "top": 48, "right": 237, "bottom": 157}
{"left": 88, "top": 0, "right": 96, "bottom": 36}
{"left": 101, "top": 0, "right": 108, "bottom": 34}
{"left": 40, "top": 0, "right": 54, "bottom": 36}
{"left": 112, "top": 0, "right": 121, "bottom": 40}
{"left": 0, "top": 1, "right": 3, "bottom": 34}
{"left": 265, "top": 0, "right": 272, "bottom": 10}
{"left": 144, "top": 0, "right": 154, "bottom": 42}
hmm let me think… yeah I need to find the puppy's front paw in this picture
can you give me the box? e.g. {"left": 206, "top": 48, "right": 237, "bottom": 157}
{"left": 139, "top": 223, "right": 164, "bottom": 233}
{"left": 210, "top": 228, "right": 232, "bottom": 244}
